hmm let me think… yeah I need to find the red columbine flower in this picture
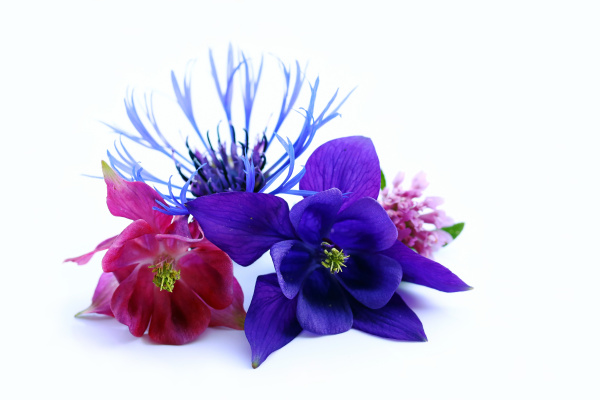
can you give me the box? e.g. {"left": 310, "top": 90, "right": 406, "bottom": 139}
{"left": 66, "top": 162, "right": 245, "bottom": 344}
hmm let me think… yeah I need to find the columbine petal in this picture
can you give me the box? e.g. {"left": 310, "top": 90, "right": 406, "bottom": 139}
{"left": 102, "top": 220, "right": 157, "bottom": 273}
{"left": 186, "top": 192, "right": 296, "bottom": 266}
{"left": 209, "top": 278, "right": 246, "bottom": 330}
{"left": 110, "top": 266, "right": 155, "bottom": 337}
{"left": 350, "top": 292, "right": 427, "bottom": 341}
{"left": 382, "top": 241, "right": 472, "bottom": 292}
{"left": 75, "top": 272, "right": 118, "bottom": 317}
{"left": 296, "top": 268, "right": 353, "bottom": 335}
{"left": 177, "top": 241, "right": 234, "bottom": 310}
{"left": 271, "top": 240, "right": 317, "bottom": 299}
{"left": 288, "top": 188, "right": 344, "bottom": 246}
{"left": 299, "top": 136, "right": 380, "bottom": 210}
{"left": 65, "top": 235, "right": 117, "bottom": 265}
{"left": 148, "top": 280, "right": 211, "bottom": 345}
{"left": 330, "top": 197, "right": 398, "bottom": 253}
{"left": 245, "top": 274, "right": 302, "bottom": 369}
{"left": 336, "top": 252, "right": 403, "bottom": 309}
{"left": 102, "top": 161, "right": 172, "bottom": 232}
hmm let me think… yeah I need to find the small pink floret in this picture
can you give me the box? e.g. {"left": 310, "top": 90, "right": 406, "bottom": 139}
{"left": 380, "top": 171, "right": 454, "bottom": 259}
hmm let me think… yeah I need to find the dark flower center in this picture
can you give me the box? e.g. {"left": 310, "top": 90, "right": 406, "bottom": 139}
{"left": 177, "top": 127, "right": 268, "bottom": 197}
{"left": 320, "top": 242, "right": 349, "bottom": 274}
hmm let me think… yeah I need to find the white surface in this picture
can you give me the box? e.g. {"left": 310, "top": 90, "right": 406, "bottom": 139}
{"left": 1, "top": 1, "right": 598, "bottom": 399}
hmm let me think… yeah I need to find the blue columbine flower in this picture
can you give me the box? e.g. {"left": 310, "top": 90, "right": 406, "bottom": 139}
{"left": 104, "top": 45, "right": 352, "bottom": 213}
{"left": 184, "top": 136, "right": 472, "bottom": 368}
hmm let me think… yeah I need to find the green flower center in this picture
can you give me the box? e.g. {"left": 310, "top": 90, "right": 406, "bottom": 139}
{"left": 321, "top": 242, "right": 349, "bottom": 274}
{"left": 149, "top": 260, "right": 180, "bottom": 292}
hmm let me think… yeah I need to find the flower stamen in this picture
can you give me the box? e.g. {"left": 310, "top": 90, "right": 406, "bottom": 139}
{"left": 149, "top": 260, "right": 180, "bottom": 292}
{"left": 321, "top": 242, "right": 349, "bottom": 274}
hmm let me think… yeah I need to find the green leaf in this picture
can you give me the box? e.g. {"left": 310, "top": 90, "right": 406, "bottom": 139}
{"left": 441, "top": 222, "right": 465, "bottom": 240}
{"left": 380, "top": 170, "right": 387, "bottom": 190}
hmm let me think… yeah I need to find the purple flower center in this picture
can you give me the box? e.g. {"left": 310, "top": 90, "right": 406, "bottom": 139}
{"left": 178, "top": 128, "right": 267, "bottom": 197}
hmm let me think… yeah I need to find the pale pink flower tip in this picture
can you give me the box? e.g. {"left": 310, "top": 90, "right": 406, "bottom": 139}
{"left": 380, "top": 171, "right": 454, "bottom": 259}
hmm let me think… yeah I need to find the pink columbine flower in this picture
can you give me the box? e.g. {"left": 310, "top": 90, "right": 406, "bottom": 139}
{"left": 380, "top": 171, "right": 454, "bottom": 259}
{"left": 66, "top": 161, "right": 245, "bottom": 344}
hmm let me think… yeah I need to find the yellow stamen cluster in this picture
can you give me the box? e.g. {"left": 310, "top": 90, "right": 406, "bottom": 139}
{"left": 321, "top": 242, "right": 349, "bottom": 274}
{"left": 149, "top": 261, "right": 180, "bottom": 292}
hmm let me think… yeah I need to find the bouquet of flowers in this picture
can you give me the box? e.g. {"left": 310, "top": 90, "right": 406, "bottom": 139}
{"left": 66, "top": 46, "right": 470, "bottom": 368}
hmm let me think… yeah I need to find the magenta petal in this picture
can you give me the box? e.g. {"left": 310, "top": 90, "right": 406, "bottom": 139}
{"left": 177, "top": 241, "right": 234, "bottom": 310}
{"left": 102, "top": 161, "right": 172, "bottom": 232}
{"left": 148, "top": 281, "right": 211, "bottom": 345}
{"left": 382, "top": 241, "right": 472, "bottom": 292}
{"left": 299, "top": 136, "right": 381, "bottom": 210}
{"left": 76, "top": 272, "right": 118, "bottom": 317}
{"left": 102, "top": 220, "right": 156, "bottom": 273}
{"left": 350, "top": 292, "right": 427, "bottom": 341}
{"left": 245, "top": 274, "right": 302, "bottom": 369}
{"left": 296, "top": 268, "right": 353, "bottom": 335}
{"left": 111, "top": 266, "right": 155, "bottom": 337}
{"left": 65, "top": 235, "right": 117, "bottom": 265}
{"left": 186, "top": 192, "right": 296, "bottom": 266}
{"left": 209, "top": 278, "right": 246, "bottom": 330}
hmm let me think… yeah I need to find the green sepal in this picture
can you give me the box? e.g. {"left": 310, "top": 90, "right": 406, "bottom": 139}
{"left": 441, "top": 222, "right": 465, "bottom": 240}
{"left": 380, "top": 170, "right": 387, "bottom": 190}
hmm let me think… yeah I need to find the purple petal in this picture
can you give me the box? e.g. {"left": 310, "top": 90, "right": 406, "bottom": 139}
{"left": 75, "top": 272, "right": 118, "bottom": 317}
{"left": 271, "top": 240, "right": 318, "bottom": 299}
{"left": 289, "top": 188, "right": 344, "bottom": 246}
{"left": 330, "top": 197, "right": 398, "bottom": 253}
{"left": 336, "top": 252, "right": 403, "bottom": 309}
{"left": 245, "top": 274, "right": 302, "bottom": 369}
{"left": 299, "top": 136, "right": 380, "bottom": 210}
{"left": 350, "top": 292, "right": 427, "bottom": 341}
{"left": 382, "top": 241, "right": 472, "bottom": 292}
{"left": 297, "top": 268, "right": 353, "bottom": 335}
{"left": 186, "top": 192, "right": 296, "bottom": 266}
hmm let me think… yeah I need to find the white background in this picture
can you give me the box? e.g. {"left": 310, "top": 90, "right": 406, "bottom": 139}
{"left": 1, "top": 1, "right": 598, "bottom": 399}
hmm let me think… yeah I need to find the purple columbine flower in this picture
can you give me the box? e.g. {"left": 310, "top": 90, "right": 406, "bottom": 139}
{"left": 183, "top": 136, "right": 471, "bottom": 368}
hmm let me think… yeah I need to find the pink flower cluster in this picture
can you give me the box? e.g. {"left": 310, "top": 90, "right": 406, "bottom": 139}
{"left": 380, "top": 171, "right": 454, "bottom": 259}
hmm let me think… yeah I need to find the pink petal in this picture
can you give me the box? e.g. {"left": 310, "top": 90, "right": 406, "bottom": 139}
{"left": 177, "top": 241, "right": 234, "bottom": 310}
{"left": 102, "top": 161, "right": 172, "bottom": 233}
{"left": 209, "top": 278, "right": 246, "bottom": 330}
{"left": 189, "top": 219, "right": 203, "bottom": 239}
{"left": 102, "top": 220, "right": 157, "bottom": 273}
{"left": 75, "top": 272, "right": 118, "bottom": 317}
{"left": 423, "top": 196, "right": 444, "bottom": 208}
{"left": 148, "top": 281, "right": 211, "bottom": 345}
{"left": 411, "top": 171, "right": 429, "bottom": 191}
{"left": 392, "top": 171, "right": 405, "bottom": 188}
{"left": 64, "top": 235, "right": 118, "bottom": 265}
{"left": 155, "top": 233, "right": 204, "bottom": 256}
{"left": 111, "top": 266, "right": 155, "bottom": 337}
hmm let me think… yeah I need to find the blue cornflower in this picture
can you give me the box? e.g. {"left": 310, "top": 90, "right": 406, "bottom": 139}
{"left": 185, "top": 136, "right": 471, "bottom": 368}
{"left": 105, "top": 45, "right": 352, "bottom": 213}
